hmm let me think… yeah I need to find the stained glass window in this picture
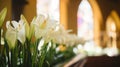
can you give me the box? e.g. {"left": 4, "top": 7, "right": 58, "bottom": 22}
{"left": 77, "top": 0, "right": 94, "bottom": 41}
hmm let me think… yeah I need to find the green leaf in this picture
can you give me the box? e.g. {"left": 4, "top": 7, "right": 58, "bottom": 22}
{"left": 0, "top": 8, "right": 7, "bottom": 27}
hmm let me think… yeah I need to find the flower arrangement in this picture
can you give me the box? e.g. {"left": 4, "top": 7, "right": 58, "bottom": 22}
{"left": 0, "top": 8, "right": 83, "bottom": 67}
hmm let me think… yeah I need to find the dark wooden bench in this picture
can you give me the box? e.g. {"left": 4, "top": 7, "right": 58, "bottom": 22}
{"left": 70, "top": 55, "right": 120, "bottom": 67}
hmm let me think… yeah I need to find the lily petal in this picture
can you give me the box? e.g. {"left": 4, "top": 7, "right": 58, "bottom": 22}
{"left": 5, "top": 23, "right": 17, "bottom": 49}
{"left": 21, "top": 15, "right": 30, "bottom": 39}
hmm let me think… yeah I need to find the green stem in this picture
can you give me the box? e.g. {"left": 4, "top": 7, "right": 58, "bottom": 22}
{"left": 20, "top": 44, "right": 22, "bottom": 67}
{"left": 11, "top": 49, "right": 13, "bottom": 67}
{"left": 4, "top": 40, "right": 10, "bottom": 67}
{"left": 39, "top": 43, "right": 47, "bottom": 67}
{"left": 24, "top": 38, "right": 32, "bottom": 67}
{"left": 27, "top": 39, "right": 32, "bottom": 67}
{"left": 11, "top": 48, "right": 17, "bottom": 67}
{"left": 23, "top": 42, "right": 27, "bottom": 67}
{"left": 23, "top": 44, "right": 26, "bottom": 67}
{"left": 32, "top": 41, "right": 37, "bottom": 67}
{"left": 0, "top": 28, "right": 1, "bottom": 52}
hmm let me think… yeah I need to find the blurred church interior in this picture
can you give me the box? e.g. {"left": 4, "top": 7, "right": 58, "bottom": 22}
{"left": 0, "top": 0, "right": 120, "bottom": 67}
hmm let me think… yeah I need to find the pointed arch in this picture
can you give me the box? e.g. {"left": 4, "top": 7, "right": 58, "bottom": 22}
{"left": 106, "top": 10, "right": 120, "bottom": 48}
{"left": 107, "top": 11, "right": 120, "bottom": 32}
{"left": 81, "top": 0, "right": 103, "bottom": 46}
{"left": 89, "top": 0, "right": 103, "bottom": 46}
{"left": 77, "top": 0, "right": 94, "bottom": 40}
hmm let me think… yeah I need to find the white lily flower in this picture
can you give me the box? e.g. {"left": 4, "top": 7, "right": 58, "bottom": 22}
{"left": 44, "top": 24, "right": 84, "bottom": 46}
{"left": 6, "top": 20, "right": 26, "bottom": 45}
{"left": 49, "top": 25, "right": 69, "bottom": 44}
{"left": 42, "top": 19, "right": 59, "bottom": 43}
{"left": 5, "top": 21, "right": 17, "bottom": 49}
{"left": 21, "top": 15, "right": 36, "bottom": 40}
{"left": 34, "top": 15, "right": 45, "bottom": 28}
{"left": 17, "top": 20, "right": 26, "bottom": 44}
{"left": 34, "top": 14, "right": 61, "bottom": 44}
{"left": 34, "top": 14, "right": 48, "bottom": 39}
{"left": 21, "top": 15, "right": 30, "bottom": 39}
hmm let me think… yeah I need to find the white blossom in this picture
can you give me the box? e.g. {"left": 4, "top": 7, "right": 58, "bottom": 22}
{"left": 6, "top": 20, "right": 26, "bottom": 46}
{"left": 5, "top": 21, "right": 17, "bottom": 49}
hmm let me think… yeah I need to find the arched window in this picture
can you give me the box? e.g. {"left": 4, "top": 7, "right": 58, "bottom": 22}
{"left": 77, "top": 0, "right": 94, "bottom": 41}
{"left": 106, "top": 20, "right": 116, "bottom": 48}
{"left": 37, "top": 0, "right": 60, "bottom": 22}
{"left": 106, "top": 11, "right": 119, "bottom": 48}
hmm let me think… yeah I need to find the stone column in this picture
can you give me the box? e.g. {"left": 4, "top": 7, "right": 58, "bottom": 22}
{"left": 60, "top": 0, "right": 81, "bottom": 34}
